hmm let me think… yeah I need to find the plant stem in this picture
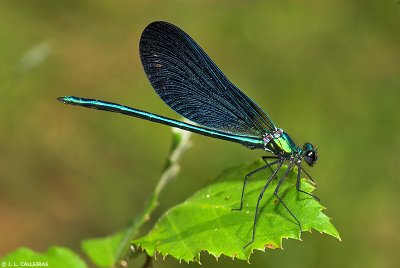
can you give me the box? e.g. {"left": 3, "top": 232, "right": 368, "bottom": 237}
{"left": 115, "top": 127, "right": 192, "bottom": 267}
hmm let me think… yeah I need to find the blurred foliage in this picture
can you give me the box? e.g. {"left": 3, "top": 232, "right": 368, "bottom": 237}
{"left": 0, "top": 0, "right": 399, "bottom": 268}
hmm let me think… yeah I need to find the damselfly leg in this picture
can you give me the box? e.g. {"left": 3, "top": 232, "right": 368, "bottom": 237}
{"left": 300, "top": 166, "right": 317, "bottom": 186}
{"left": 272, "top": 160, "right": 302, "bottom": 233}
{"left": 297, "top": 162, "right": 320, "bottom": 201}
{"left": 242, "top": 159, "right": 284, "bottom": 249}
{"left": 262, "top": 155, "right": 279, "bottom": 179}
{"left": 232, "top": 159, "right": 280, "bottom": 211}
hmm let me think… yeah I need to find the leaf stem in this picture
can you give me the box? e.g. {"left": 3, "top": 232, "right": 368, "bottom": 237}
{"left": 115, "top": 127, "right": 192, "bottom": 267}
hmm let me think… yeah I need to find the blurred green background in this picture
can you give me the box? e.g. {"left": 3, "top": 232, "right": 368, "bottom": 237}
{"left": 1, "top": 0, "right": 399, "bottom": 267}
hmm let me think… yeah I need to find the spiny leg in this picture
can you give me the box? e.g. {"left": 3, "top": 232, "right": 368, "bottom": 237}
{"left": 296, "top": 162, "right": 320, "bottom": 201}
{"left": 262, "top": 156, "right": 278, "bottom": 160}
{"left": 300, "top": 167, "right": 316, "bottom": 186}
{"left": 273, "top": 160, "right": 303, "bottom": 232}
{"left": 243, "top": 160, "right": 284, "bottom": 249}
{"left": 262, "top": 156, "right": 279, "bottom": 179}
{"left": 232, "top": 159, "right": 280, "bottom": 211}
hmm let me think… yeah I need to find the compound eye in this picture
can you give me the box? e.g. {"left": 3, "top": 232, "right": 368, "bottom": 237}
{"left": 304, "top": 148, "right": 318, "bottom": 166}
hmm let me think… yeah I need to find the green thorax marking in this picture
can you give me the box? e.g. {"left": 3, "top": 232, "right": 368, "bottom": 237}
{"left": 265, "top": 130, "right": 300, "bottom": 156}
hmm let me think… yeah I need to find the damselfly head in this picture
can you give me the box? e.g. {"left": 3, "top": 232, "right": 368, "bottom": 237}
{"left": 302, "top": 142, "right": 318, "bottom": 166}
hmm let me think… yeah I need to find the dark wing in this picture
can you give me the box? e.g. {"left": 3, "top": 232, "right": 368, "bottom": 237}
{"left": 139, "top": 21, "right": 275, "bottom": 137}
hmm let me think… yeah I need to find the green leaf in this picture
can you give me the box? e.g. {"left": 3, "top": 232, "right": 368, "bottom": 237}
{"left": 133, "top": 159, "right": 340, "bottom": 262}
{"left": 0, "top": 247, "right": 87, "bottom": 268}
{"left": 81, "top": 231, "right": 124, "bottom": 267}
